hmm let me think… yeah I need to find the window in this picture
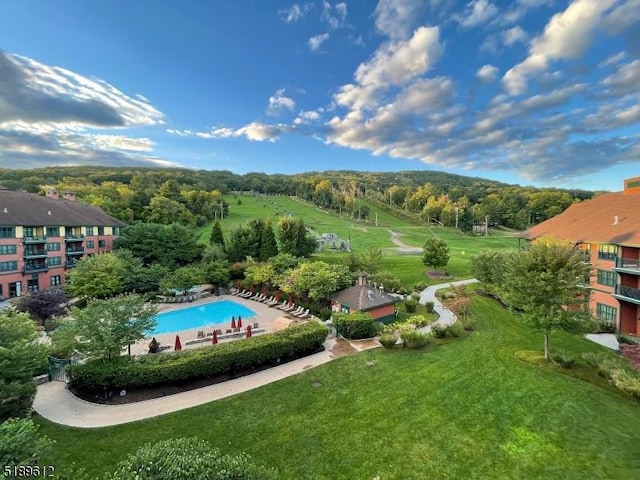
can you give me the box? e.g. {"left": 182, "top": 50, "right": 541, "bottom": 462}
{"left": 46, "top": 242, "right": 61, "bottom": 251}
{"left": 113, "top": 226, "right": 120, "bottom": 235}
{"left": 596, "top": 303, "right": 617, "bottom": 325}
{"left": 0, "top": 244, "right": 17, "bottom": 255}
{"left": 0, "top": 261, "right": 18, "bottom": 272}
{"left": 596, "top": 269, "right": 617, "bottom": 287}
{"left": 86, "top": 226, "right": 94, "bottom": 236}
{"left": 47, "top": 256, "right": 62, "bottom": 267}
{"left": 0, "top": 227, "right": 15, "bottom": 238}
{"left": 98, "top": 240, "right": 106, "bottom": 248}
{"left": 46, "top": 226, "right": 60, "bottom": 237}
{"left": 27, "top": 279, "right": 38, "bottom": 293}
{"left": 97, "top": 226, "right": 104, "bottom": 235}
{"left": 86, "top": 240, "right": 94, "bottom": 248}
{"left": 50, "top": 275, "right": 61, "bottom": 287}
{"left": 598, "top": 244, "right": 617, "bottom": 260}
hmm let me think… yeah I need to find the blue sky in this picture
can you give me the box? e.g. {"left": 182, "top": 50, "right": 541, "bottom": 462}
{"left": 0, "top": 0, "right": 639, "bottom": 191}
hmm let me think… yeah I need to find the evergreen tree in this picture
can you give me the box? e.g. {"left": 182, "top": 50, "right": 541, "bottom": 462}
{"left": 260, "top": 220, "right": 278, "bottom": 260}
{"left": 209, "top": 220, "right": 225, "bottom": 249}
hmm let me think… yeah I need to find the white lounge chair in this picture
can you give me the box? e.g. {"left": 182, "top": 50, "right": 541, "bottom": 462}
{"left": 294, "top": 308, "right": 310, "bottom": 318}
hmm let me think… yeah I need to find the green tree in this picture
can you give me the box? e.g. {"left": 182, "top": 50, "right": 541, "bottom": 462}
{"left": 244, "top": 262, "right": 277, "bottom": 287}
{"left": 56, "top": 295, "right": 157, "bottom": 361}
{"left": 209, "top": 220, "right": 225, "bottom": 249}
{"left": 201, "top": 260, "right": 230, "bottom": 287}
{"left": 281, "top": 261, "right": 353, "bottom": 301}
{"left": 0, "top": 308, "right": 47, "bottom": 420}
{"left": 277, "top": 217, "right": 317, "bottom": 257}
{"left": 470, "top": 250, "right": 514, "bottom": 300}
{"left": 226, "top": 224, "right": 260, "bottom": 262}
{"left": 0, "top": 417, "right": 54, "bottom": 468}
{"left": 65, "top": 252, "right": 126, "bottom": 299}
{"left": 147, "top": 196, "right": 196, "bottom": 226}
{"left": 161, "top": 266, "right": 205, "bottom": 295}
{"left": 260, "top": 220, "right": 278, "bottom": 260}
{"left": 422, "top": 238, "right": 450, "bottom": 273}
{"left": 109, "top": 437, "right": 277, "bottom": 480}
{"left": 367, "top": 270, "right": 402, "bottom": 293}
{"left": 503, "top": 239, "right": 592, "bottom": 359}
{"left": 357, "top": 246, "right": 383, "bottom": 274}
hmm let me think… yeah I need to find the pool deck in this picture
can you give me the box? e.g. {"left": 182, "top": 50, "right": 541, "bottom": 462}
{"left": 130, "top": 294, "right": 293, "bottom": 355}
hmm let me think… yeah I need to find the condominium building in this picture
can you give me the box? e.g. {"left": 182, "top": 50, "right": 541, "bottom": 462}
{"left": 519, "top": 177, "right": 640, "bottom": 336}
{"left": 0, "top": 188, "right": 125, "bottom": 298}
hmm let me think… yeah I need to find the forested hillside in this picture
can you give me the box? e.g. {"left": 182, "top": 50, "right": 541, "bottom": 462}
{"left": 0, "top": 166, "right": 595, "bottom": 230}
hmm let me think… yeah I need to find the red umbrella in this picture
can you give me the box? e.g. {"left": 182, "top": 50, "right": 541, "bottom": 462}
{"left": 231, "top": 316, "right": 236, "bottom": 329}
{"left": 288, "top": 296, "right": 293, "bottom": 307}
{"left": 212, "top": 330, "right": 218, "bottom": 344}
{"left": 274, "top": 292, "right": 280, "bottom": 302}
{"left": 174, "top": 335, "right": 182, "bottom": 351}
{"left": 237, "top": 315, "right": 243, "bottom": 328}
{"left": 262, "top": 286, "right": 268, "bottom": 296}
{"left": 246, "top": 325, "right": 252, "bottom": 338}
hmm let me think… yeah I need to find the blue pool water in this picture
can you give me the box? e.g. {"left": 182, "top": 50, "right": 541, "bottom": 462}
{"left": 151, "top": 300, "right": 256, "bottom": 335}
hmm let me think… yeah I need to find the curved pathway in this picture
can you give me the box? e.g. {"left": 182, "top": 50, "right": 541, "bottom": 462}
{"left": 33, "top": 280, "right": 478, "bottom": 428}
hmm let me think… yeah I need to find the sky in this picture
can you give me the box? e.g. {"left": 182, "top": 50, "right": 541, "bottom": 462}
{"left": 0, "top": 0, "right": 639, "bottom": 191}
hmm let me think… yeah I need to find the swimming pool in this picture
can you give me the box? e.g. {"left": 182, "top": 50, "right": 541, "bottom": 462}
{"left": 151, "top": 300, "right": 256, "bottom": 334}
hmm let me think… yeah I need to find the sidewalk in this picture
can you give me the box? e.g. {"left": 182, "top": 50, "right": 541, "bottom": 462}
{"left": 33, "top": 338, "right": 338, "bottom": 428}
{"left": 418, "top": 279, "right": 479, "bottom": 330}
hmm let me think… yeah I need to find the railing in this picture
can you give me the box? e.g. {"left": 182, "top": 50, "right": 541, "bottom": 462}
{"left": 23, "top": 249, "right": 47, "bottom": 258}
{"left": 64, "top": 234, "right": 84, "bottom": 241}
{"left": 24, "top": 264, "right": 48, "bottom": 273}
{"left": 615, "top": 258, "right": 640, "bottom": 272}
{"left": 615, "top": 285, "right": 640, "bottom": 301}
{"left": 65, "top": 261, "right": 77, "bottom": 269}
{"left": 65, "top": 248, "right": 84, "bottom": 255}
{"left": 23, "top": 235, "right": 47, "bottom": 243}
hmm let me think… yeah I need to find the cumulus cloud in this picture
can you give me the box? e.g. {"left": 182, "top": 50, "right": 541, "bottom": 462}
{"left": 0, "top": 50, "right": 171, "bottom": 169}
{"left": 374, "top": 0, "right": 424, "bottom": 40}
{"left": 455, "top": 0, "right": 499, "bottom": 28}
{"left": 308, "top": 33, "right": 330, "bottom": 51}
{"left": 321, "top": 1, "right": 347, "bottom": 29}
{"left": 477, "top": 64, "right": 499, "bottom": 82}
{"left": 294, "top": 109, "right": 323, "bottom": 125}
{"left": 502, "top": 26, "right": 528, "bottom": 45}
{"left": 180, "top": 122, "right": 291, "bottom": 143}
{"left": 267, "top": 88, "right": 296, "bottom": 115}
{"left": 279, "top": 3, "right": 314, "bottom": 23}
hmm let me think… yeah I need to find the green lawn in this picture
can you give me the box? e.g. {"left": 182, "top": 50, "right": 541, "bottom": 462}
{"left": 36, "top": 296, "right": 640, "bottom": 479}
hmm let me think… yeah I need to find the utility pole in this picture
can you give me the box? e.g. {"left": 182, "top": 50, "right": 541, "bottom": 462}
{"left": 375, "top": 212, "right": 378, "bottom": 227}
{"left": 485, "top": 215, "right": 489, "bottom": 236}
{"left": 220, "top": 202, "right": 224, "bottom": 220}
{"left": 455, "top": 207, "right": 459, "bottom": 230}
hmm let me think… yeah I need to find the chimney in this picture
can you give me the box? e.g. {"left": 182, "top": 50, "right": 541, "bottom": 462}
{"left": 63, "top": 191, "right": 76, "bottom": 201}
{"left": 45, "top": 189, "right": 59, "bottom": 200}
{"left": 613, "top": 216, "right": 619, "bottom": 225}
{"left": 358, "top": 273, "right": 368, "bottom": 286}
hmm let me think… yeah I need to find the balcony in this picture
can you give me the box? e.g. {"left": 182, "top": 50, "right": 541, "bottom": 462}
{"left": 23, "top": 235, "right": 47, "bottom": 244}
{"left": 65, "top": 247, "right": 84, "bottom": 256}
{"left": 614, "top": 258, "right": 640, "bottom": 275}
{"left": 613, "top": 285, "right": 640, "bottom": 304}
{"left": 23, "top": 249, "right": 47, "bottom": 259}
{"left": 24, "top": 264, "right": 48, "bottom": 274}
{"left": 65, "top": 261, "right": 77, "bottom": 269}
{"left": 64, "top": 234, "right": 84, "bottom": 242}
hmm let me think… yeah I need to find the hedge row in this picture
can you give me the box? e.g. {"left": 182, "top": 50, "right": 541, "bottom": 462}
{"left": 333, "top": 312, "right": 377, "bottom": 339}
{"left": 67, "top": 321, "right": 328, "bottom": 391}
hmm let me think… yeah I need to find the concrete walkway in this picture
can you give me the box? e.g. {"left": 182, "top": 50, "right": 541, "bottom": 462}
{"left": 418, "top": 279, "right": 479, "bottom": 329}
{"left": 33, "top": 338, "right": 338, "bottom": 428}
{"left": 585, "top": 333, "right": 620, "bottom": 350}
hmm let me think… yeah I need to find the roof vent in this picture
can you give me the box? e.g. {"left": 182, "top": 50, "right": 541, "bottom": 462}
{"left": 367, "top": 290, "right": 374, "bottom": 299}
{"left": 613, "top": 215, "right": 619, "bottom": 225}
{"left": 2, "top": 208, "right": 7, "bottom": 213}
{"left": 379, "top": 284, "right": 384, "bottom": 292}
{"left": 47, "top": 210, "right": 51, "bottom": 215}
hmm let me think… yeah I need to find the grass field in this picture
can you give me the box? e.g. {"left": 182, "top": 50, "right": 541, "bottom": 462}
{"left": 197, "top": 195, "right": 520, "bottom": 287}
{"left": 36, "top": 296, "right": 640, "bottom": 479}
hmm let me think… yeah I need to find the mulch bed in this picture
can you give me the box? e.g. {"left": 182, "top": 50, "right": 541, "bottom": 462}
{"left": 620, "top": 344, "right": 640, "bottom": 371}
{"left": 70, "top": 345, "right": 326, "bottom": 405}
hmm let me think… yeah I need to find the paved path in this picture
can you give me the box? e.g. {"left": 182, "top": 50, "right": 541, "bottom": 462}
{"left": 418, "top": 279, "right": 479, "bottom": 329}
{"left": 33, "top": 338, "right": 338, "bottom": 428}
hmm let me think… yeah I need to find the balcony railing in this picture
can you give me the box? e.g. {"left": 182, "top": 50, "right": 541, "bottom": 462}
{"left": 64, "top": 234, "right": 84, "bottom": 242}
{"left": 23, "top": 249, "right": 47, "bottom": 259}
{"left": 615, "top": 258, "right": 640, "bottom": 273}
{"left": 24, "top": 264, "right": 48, "bottom": 274}
{"left": 22, "top": 235, "right": 47, "bottom": 243}
{"left": 614, "top": 285, "right": 640, "bottom": 302}
{"left": 65, "top": 248, "right": 84, "bottom": 255}
{"left": 65, "top": 261, "right": 77, "bottom": 269}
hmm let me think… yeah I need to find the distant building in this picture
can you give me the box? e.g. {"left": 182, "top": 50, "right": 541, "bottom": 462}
{"left": 519, "top": 176, "right": 640, "bottom": 336}
{"left": 0, "top": 188, "right": 125, "bottom": 298}
{"left": 330, "top": 273, "right": 399, "bottom": 323}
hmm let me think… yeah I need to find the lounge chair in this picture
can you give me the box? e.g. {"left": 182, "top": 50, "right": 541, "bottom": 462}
{"left": 290, "top": 306, "right": 305, "bottom": 316}
{"left": 261, "top": 295, "right": 275, "bottom": 303}
{"left": 265, "top": 297, "right": 278, "bottom": 306}
{"left": 281, "top": 304, "right": 297, "bottom": 312}
{"left": 294, "top": 308, "right": 310, "bottom": 318}
{"left": 253, "top": 322, "right": 259, "bottom": 329}
{"left": 250, "top": 292, "right": 263, "bottom": 301}
{"left": 241, "top": 290, "right": 253, "bottom": 298}
{"left": 276, "top": 300, "right": 289, "bottom": 310}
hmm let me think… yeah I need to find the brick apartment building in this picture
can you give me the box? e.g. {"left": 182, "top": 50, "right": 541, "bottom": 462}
{"left": 0, "top": 188, "right": 125, "bottom": 298}
{"left": 519, "top": 177, "right": 640, "bottom": 336}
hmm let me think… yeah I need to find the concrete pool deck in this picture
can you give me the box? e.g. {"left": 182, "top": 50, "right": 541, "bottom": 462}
{"left": 129, "top": 294, "right": 294, "bottom": 356}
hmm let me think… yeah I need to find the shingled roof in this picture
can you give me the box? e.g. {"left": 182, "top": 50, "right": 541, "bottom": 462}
{"left": 519, "top": 189, "right": 640, "bottom": 247}
{"left": 0, "top": 190, "right": 126, "bottom": 227}
{"left": 331, "top": 274, "right": 398, "bottom": 311}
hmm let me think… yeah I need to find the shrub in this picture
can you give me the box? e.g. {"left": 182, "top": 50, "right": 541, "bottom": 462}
{"left": 550, "top": 349, "right": 576, "bottom": 369}
{"left": 378, "top": 333, "right": 398, "bottom": 349}
{"left": 410, "top": 292, "right": 421, "bottom": 301}
{"left": 446, "top": 321, "right": 465, "bottom": 338}
{"left": 402, "top": 330, "right": 431, "bottom": 349}
{"left": 404, "top": 299, "right": 418, "bottom": 313}
{"left": 333, "top": 312, "right": 377, "bottom": 340}
{"left": 414, "top": 281, "right": 428, "bottom": 291}
{"left": 462, "top": 317, "right": 476, "bottom": 331}
{"left": 425, "top": 301, "right": 434, "bottom": 313}
{"left": 67, "top": 322, "right": 328, "bottom": 392}
{"left": 618, "top": 334, "right": 640, "bottom": 345}
{"left": 597, "top": 322, "right": 616, "bottom": 334}
{"left": 407, "top": 315, "right": 430, "bottom": 328}
{"left": 581, "top": 352, "right": 625, "bottom": 378}
{"left": 431, "top": 324, "right": 447, "bottom": 339}
{"left": 609, "top": 369, "right": 640, "bottom": 399}
{"left": 0, "top": 417, "right": 54, "bottom": 468}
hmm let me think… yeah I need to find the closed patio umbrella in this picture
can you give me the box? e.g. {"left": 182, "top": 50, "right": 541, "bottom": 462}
{"left": 212, "top": 330, "right": 218, "bottom": 344}
{"left": 231, "top": 316, "right": 236, "bottom": 329}
{"left": 246, "top": 325, "right": 252, "bottom": 338}
{"left": 237, "top": 315, "right": 243, "bottom": 328}
{"left": 174, "top": 335, "right": 182, "bottom": 351}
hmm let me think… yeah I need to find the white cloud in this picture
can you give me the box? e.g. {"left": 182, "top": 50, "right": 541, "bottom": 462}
{"left": 267, "top": 88, "right": 296, "bottom": 115}
{"left": 602, "top": 59, "right": 640, "bottom": 96}
{"left": 308, "top": 33, "right": 330, "bottom": 52}
{"left": 293, "top": 109, "right": 322, "bottom": 125}
{"left": 187, "top": 122, "right": 290, "bottom": 142}
{"left": 374, "top": 0, "right": 424, "bottom": 40}
{"left": 477, "top": 64, "right": 499, "bottom": 82}
{"left": 279, "top": 3, "right": 314, "bottom": 23}
{"left": 499, "top": 0, "right": 554, "bottom": 25}
{"left": 321, "top": 1, "right": 347, "bottom": 29}
{"left": 455, "top": 0, "right": 499, "bottom": 28}
{"left": 502, "top": 26, "right": 528, "bottom": 45}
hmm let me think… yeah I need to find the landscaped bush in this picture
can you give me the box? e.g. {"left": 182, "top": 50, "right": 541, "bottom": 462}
{"left": 67, "top": 321, "right": 328, "bottom": 392}
{"left": 462, "top": 317, "right": 475, "bottom": 331}
{"left": 401, "top": 330, "right": 431, "bottom": 349}
{"left": 581, "top": 352, "right": 624, "bottom": 378}
{"left": 406, "top": 315, "right": 430, "bottom": 328}
{"left": 425, "top": 301, "right": 434, "bottom": 313}
{"left": 618, "top": 334, "right": 640, "bottom": 345}
{"left": 333, "top": 312, "right": 377, "bottom": 339}
{"left": 431, "top": 324, "right": 447, "bottom": 339}
{"left": 609, "top": 369, "right": 640, "bottom": 399}
{"left": 550, "top": 349, "right": 576, "bottom": 369}
{"left": 378, "top": 333, "right": 398, "bottom": 349}
{"left": 404, "top": 298, "right": 418, "bottom": 313}
{"left": 446, "top": 321, "right": 465, "bottom": 338}
{"left": 414, "top": 281, "right": 428, "bottom": 291}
